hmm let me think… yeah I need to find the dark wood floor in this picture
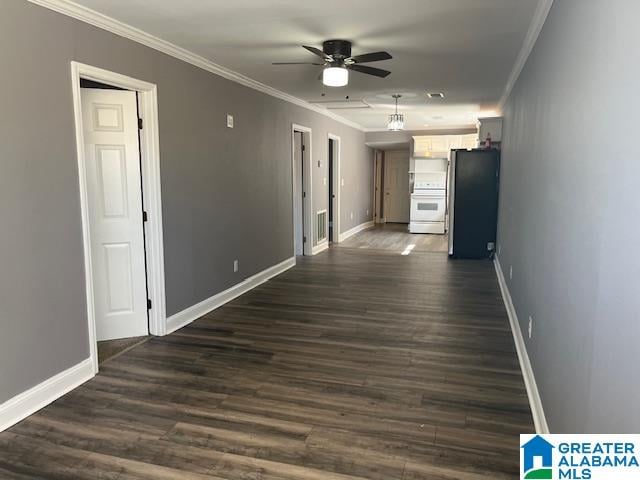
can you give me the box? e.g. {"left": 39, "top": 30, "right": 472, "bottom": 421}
{"left": 98, "top": 336, "right": 149, "bottom": 365}
{"left": 0, "top": 231, "right": 533, "bottom": 479}
{"left": 339, "top": 223, "right": 449, "bottom": 253}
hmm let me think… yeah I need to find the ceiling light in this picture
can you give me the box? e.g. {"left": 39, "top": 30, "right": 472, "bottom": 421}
{"left": 322, "top": 67, "right": 349, "bottom": 87}
{"left": 427, "top": 92, "right": 445, "bottom": 99}
{"left": 387, "top": 94, "right": 404, "bottom": 131}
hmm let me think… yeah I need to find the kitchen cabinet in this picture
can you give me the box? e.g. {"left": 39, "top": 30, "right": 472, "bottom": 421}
{"left": 478, "top": 117, "right": 502, "bottom": 143}
{"left": 412, "top": 134, "right": 479, "bottom": 158}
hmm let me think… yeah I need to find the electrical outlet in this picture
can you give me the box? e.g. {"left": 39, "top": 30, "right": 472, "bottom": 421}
{"left": 350, "top": 212, "right": 354, "bottom": 220}
{"left": 341, "top": 178, "right": 345, "bottom": 187}
{"left": 509, "top": 265, "right": 513, "bottom": 280}
{"left": 323, "top": 177, "right": 327, "bottom": 186}
{"left": 528, "top": 316, "right": 533, "bottom": 339}
{"left": 366, "top": 209, "right": 370, "bottom": 216}
{"left": 233, "top": 259, "right": 239, "bottom": 272}
{"left": 226, "top": 114, "right": 234, "bottom": 128}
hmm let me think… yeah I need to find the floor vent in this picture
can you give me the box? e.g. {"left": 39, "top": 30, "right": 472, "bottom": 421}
{"left": 317, "top": 210, "right": 327, "bottom": 243}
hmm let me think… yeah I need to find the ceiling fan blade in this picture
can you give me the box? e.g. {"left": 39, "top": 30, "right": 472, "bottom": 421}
{"left": 349, "top": 51, "right": 392, "bottom": 63}
{"left": 272, "top": 62, "right": 324, "bottom": 65}
{"left": 303, "top": 45, "right": 333, "bottom": 61}
{"left": 348, "top": 64, "right": 391, "bottom": 78}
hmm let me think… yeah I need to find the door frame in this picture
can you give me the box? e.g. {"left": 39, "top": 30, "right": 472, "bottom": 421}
{"left": 291, "top": 124, "right": 313, "bottom": 256}
{"left": 70, "top": 61, "right": 166, "bottom": 373}
{"left": 328, "top": 133, "right": 341, "bottom": 243}
{"left": 373, "top": 150, "right": 384, "bottom": 224}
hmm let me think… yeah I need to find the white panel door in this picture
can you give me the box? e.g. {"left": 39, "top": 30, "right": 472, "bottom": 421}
{"left": 81, "top": 88, "right": 148, "bottom": 341}
{"left": 384, "top": 151, "right": 410, "bottom": 223}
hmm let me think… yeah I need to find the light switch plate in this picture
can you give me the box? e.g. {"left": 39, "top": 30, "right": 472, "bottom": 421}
{"left": 226, "top": 114, "right": 234, "bottom": 128}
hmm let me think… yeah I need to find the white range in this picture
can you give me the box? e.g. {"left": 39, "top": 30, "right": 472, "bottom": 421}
{"left": 409, "top": 172, "right": 447, "bottom": 234}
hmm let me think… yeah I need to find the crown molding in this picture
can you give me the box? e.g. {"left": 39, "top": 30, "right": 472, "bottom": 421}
{"left": 498, "top": 0, "right": 554, "bottom": 110}
{"left": 27, "top": 0, "right": 365, "bottom": 131}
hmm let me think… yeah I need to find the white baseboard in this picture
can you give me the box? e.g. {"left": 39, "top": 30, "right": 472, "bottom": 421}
{"left": 312, "top": 241, "right": 329, "bottom": 255}
{"left": 166, "top": 256, "right": 296, "bottom": 334}
{"left": 494, "top": 257, "right": 550, "bottom": 434}
{"left": 0, "top": 358, "right": 94, "bottom": 432}
{"left": 338, "top": 220, "right": 375, "bottom": 242}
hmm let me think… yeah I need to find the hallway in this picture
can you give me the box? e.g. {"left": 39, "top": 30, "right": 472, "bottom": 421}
{"left": 0, "top": 231, "right": 532, "bottom": 479}
{"left": 337, "top": 223, "right": 449, "bottom": 253}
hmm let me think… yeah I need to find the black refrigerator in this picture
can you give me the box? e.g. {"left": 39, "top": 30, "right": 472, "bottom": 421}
{"left": 448, "top": 149, "right": 500, "bottom": 259}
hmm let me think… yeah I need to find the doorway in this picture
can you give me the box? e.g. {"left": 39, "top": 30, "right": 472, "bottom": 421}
{"left": 71, "top": 62, "right": 166, "bottom": 373}
{"left": 292, "top": 124, "right": 312, "bottom": 256}
{"left": 374, "top": 150, "right": 384, "bottom": 223}
{"left": 80, "top": 80, "right": 150, "bottom": 363}
{"left": 383, "top": 150, "right": 410, "bottom": 223}
{"left": 328, "top": 134, "right": 341, "bottom": 243}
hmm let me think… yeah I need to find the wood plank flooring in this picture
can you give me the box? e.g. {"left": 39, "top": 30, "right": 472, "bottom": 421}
{"left": 98, "top": 336, "right": 149, "bottom": 365}
{"left": 0, "top": 231, "right": 533, "bottom": 479}
{"left": 339, "top": 223, "right": 449, "bottom": 253}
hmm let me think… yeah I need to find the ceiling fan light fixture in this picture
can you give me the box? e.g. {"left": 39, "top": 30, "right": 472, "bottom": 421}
{"left": 387, "top": 94, "right": 404, "bottom": 131}
{"left": 323, "top": 67, "right": 349, "bottom": 87}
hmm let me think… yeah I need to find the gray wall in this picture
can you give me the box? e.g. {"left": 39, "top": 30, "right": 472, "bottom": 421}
{"left": 0, "top": 1, "right": 373, "bottom": 404}
{"left": 497, "top": 0, "right": 640, "bottom": 433}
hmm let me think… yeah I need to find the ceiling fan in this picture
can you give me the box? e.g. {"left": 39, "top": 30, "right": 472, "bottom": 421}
{"left": 273, "top": 39, "right": 392, "bottom": 87}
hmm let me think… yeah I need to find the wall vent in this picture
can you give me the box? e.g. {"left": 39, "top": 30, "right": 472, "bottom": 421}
{"left": 316, "top": 210, "right": 327, "bottom": 243}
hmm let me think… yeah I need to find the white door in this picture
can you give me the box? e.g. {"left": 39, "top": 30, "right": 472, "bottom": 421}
{"left": 384, "top": 151, "right": 410, "bottom": 223}
{"left": 81, "top": 88, "right": 148, "bottom": 341}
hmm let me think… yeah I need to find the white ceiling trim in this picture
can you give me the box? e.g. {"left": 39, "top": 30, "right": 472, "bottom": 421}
{"left": 498, "top": 0, "right": 555, "bottom": 110}
{"left": 28, "top": 0, "right": 365, "bottom": 131}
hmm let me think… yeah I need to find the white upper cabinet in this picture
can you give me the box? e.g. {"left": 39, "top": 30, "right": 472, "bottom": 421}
{"left": 413, "top": 137, "right": 432, "bottom": 156}
{"left": 412, "top": 134, "right": 479, "bottom": 158}
{"left": 430, "top": 137, "right": 449, "bottom": 154}
{"left": 478, "top": 117, "right": 503, "bottom": 142}
{"left": 462, "top": 135, "right": 478, "bottom": 149}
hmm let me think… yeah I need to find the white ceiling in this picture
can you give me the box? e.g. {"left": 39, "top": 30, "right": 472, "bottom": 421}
{"left": 71, "top": 0, "right": 540, "bottom": 130}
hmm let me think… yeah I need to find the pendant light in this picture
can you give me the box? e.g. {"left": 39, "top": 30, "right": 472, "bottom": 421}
{"left": 387, "top": 94, "right": 404, "bottom": 131}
